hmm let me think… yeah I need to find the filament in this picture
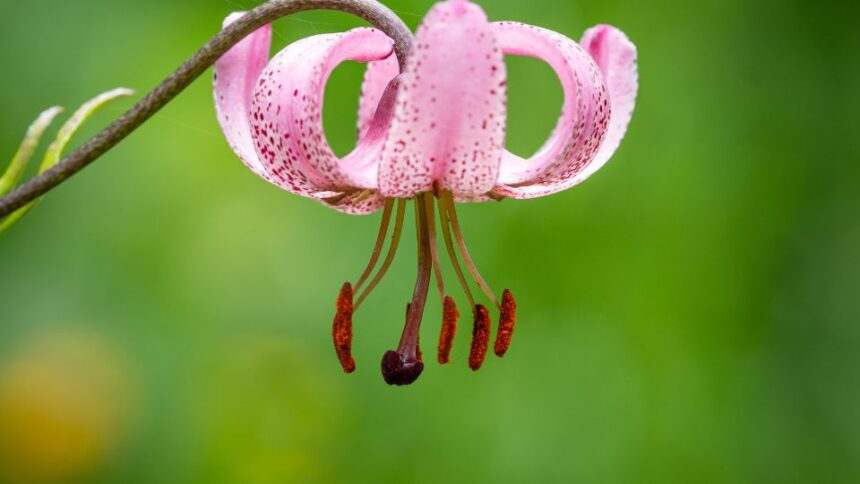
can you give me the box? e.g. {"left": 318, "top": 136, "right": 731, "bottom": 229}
{"left": 423, "top": 193, "right": 446, "bottom": 304}
{"left": 355, "top": 198, "right": 407, "bottom": 310}
{"left": 437, "top": 192, "right": 476, "bottom": 311}
{"left": 441, "top": 192, "right": 499, "bottom": 309}
{"left": 354, "top": 199, "right": 394, "bottom": 292}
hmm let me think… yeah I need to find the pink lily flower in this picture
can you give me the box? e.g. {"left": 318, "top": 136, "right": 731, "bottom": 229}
{"left": 214, "top": 0, "right": 638, "bottom": 385}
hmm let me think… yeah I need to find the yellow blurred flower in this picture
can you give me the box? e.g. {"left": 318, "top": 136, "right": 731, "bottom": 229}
{"left": 0, "top": 328, "right": 134, "bottom": 483}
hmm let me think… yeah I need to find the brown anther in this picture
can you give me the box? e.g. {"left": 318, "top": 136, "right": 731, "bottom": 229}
{"left": 332, "top": 282, "right": 355, "bottom": 373}
{"left": 494, "top": 289, "right": 517, "bottom": 357}
{"left": 438, "top": 296, "right": 459, "bottom": 364}
{"left": 468, "top": 304, "right": 491, "bottom": 371}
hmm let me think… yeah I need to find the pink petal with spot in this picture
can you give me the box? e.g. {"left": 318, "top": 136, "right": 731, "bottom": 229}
{"left": 575, "top": 24, "right": 638, "bottom": 183}
{"left": 213, "top": 12, "right": 274, "bottom": 183}
{"left": 378, "top": 0, "right": 507, "bottom": 198}
{"left": 492, "top": 22, "right": 612, "bottom": 199}
{"left": 251, "top": 29, "right": 397, "bottom": 195}
{"left": 357, "top": 55, "right": 399, "bottom": 141}
{"left": 343, "top": 76, "right": 401, "bottom": 190}
{"left": 323, "top": 191, "right": 389, "bottom": 215}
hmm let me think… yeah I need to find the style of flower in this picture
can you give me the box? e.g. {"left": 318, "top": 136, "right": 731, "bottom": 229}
{"left": 214, "top": 0, "right": 638, "bottom": 385}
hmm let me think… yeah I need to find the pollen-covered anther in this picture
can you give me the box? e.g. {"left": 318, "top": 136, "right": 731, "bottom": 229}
{"left": 469, "top": 304, "right": 491, "bottom": 371}
{"left": 438, "top": 296, "right": 459, "bottom": 365}
{"left": 494, "top": 289, "right": 517, "bottom": 357}
{"left": 332, "top": 282, "right": 356, "bottom": 373}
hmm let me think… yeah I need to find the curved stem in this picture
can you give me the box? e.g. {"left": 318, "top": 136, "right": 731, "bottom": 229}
{"left": 0, "top": 0, "right": 412, "bottom": 218}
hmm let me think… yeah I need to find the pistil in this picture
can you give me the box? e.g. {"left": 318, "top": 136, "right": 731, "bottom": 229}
{"left": 381, "top": 196, "right": 432, "bottom": 385}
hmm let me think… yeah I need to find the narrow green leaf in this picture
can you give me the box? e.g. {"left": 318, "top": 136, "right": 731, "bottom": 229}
{"left": 39, "top": 88, "right": 135, "bottom": 172}
{"left": 0, "top": 88, "right": 135, "bottom": 235}
{"left": 0, "top": 106, "right": 64, "bottom": 196}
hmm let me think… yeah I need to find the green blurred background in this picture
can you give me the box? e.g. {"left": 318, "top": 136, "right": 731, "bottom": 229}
{"left": 1, "top": 0, "right": 858, "bottom": 482}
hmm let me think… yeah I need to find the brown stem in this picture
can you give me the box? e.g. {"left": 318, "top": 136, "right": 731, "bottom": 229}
{"left": 0, "top": 0, "right": 412, "bottom": 218}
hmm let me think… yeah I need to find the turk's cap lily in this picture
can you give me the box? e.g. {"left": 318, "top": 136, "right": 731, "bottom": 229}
{"left": 213, "top": 0, "right": 638, "bottom": 385}
{"left": 214, "top": 0, "right": 638, "bottom": 214}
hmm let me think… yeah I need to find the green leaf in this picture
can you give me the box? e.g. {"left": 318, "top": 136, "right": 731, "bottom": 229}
{"left": 0, "top": 106, "right": 64, "bottom": 196}
{"left": 0, "top": 88, "right": 135, "bottom": 235}
{"left": 39, "top": 88, "right": 135, "bottom": 173}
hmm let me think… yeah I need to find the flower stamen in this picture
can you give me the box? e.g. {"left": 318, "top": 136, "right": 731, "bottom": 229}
{"left": 423, "top": 193, "right": 446, "bottom": 304}
{"left": 441, "top": 192, "right": 500, "bottom": 310}
{"left": 332, "top": 282, "right": 356, "bottom": 373}
{"left": 494, "top": 289, "right": 517, "bottom": 357}
{"left": 438, "top": 295, "right": 459, "bottom": 364}
{"left": 354, "top": 199, "right": 395, "bottom": 292}
{"left": 424, "top": 192, "right": 462, "bottom": 365}
{"left": 354, "top": 199, "right": 407, "bottom": 310}
{"left": 437, "top": 193, "right": 476, "bottom": 310}
{"left": 469, "top": 304, "right": 492, "bottom": 371}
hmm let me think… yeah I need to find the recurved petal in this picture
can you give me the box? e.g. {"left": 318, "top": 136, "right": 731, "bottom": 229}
{"left": 251, "top": 28, "right": 396, "bottom": 195}
{"left": 213, "top": 12, "right": 274, "bottom": 183}
{"left": 576, "top": 24, "right": 638, "bottom": 183}
{"left": 378, "top": 0, "right": 507, "bottom": 198}
{"left": 357, "top": 54, "right": 399, "bottom": 141}
{"left": 492, "top": 22, "right": 611, "bottom": 200}
{"left": 322, "top": 190, "right": 388, "bottom": 215}
{"left": 494, "top": 22, "right": 610, "bottom": 198}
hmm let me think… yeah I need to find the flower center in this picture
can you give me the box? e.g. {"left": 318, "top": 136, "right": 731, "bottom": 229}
{"left": 331, "top": 192, "right": 517, "bottom": 386}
